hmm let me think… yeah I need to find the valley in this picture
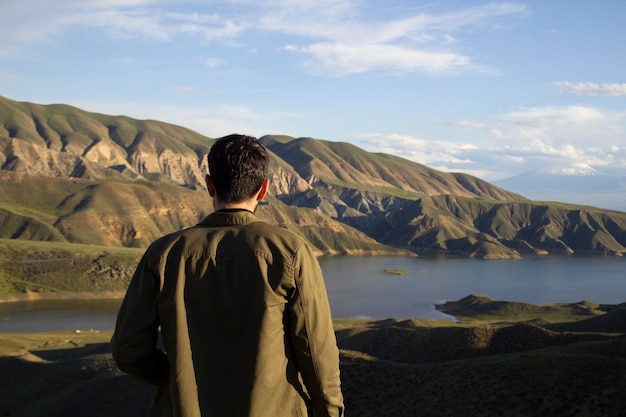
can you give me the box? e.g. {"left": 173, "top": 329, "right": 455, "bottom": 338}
{"left": 1, "top": 296, "right": 625, "bottom": 417}
{"left": 2, "top": 96, "right": 626, "bottom": 261}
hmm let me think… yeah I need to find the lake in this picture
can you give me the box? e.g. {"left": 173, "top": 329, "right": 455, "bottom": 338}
{"left": 0, "top": 255, "right": 624, "bottom": 332}
{"left": 321, "top": 255, "right": 626, "bottom": 319}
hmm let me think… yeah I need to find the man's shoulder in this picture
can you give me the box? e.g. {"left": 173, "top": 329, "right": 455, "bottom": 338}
{"left": 250, "top": 220, "right": 308, "bottom": 246}
{"left": 143, "top": 228, "right": 188, "bottom": 253}
{"left": 144, "top": 217, "right": 313, "bottom": 259}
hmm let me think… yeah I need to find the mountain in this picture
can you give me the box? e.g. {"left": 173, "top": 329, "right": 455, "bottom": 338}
{"left": 0, "top": 95, "right": 213, "bottom": 188}
{"left": 2, "top": 95, "right": 626, "bottom": 258}
{"left": 494, "top": 163, "right": 626, "bottom": 212}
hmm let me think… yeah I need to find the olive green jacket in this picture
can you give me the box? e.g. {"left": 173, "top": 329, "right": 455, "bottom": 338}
{"left": 111, "top": 210, "right": 344, "bottom": 417}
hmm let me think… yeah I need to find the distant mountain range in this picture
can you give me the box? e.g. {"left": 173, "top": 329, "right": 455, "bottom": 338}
{"left": 494, "top": 164, "right": 626, "bottom": 212}
{"left": 1, "top": 95, "right": 626, "bottom": 258}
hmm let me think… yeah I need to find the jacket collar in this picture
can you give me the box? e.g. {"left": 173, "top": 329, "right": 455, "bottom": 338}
{"left": 199, "top": 209, "right": 260, "bottom": 226}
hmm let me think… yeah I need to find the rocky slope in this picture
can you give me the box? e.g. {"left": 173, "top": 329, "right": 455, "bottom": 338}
{"left": 2, "top": 95, "right": 626, "bottom": 257}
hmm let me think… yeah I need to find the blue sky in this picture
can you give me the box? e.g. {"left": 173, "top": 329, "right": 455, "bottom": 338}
{"left": 1, "top": 0, "right": 625, "bottom": 183}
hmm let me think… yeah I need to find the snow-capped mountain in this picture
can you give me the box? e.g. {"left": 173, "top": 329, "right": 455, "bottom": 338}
{"left": 546, "top": 163, "right": 598, "bottom": 177}
{"left": 494, "top": 163, "right": 626, "bottom": 212}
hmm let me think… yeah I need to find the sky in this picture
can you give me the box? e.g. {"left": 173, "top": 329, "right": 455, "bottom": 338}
{"left": 1, "top": 0, "right": 626, "bottom": 186}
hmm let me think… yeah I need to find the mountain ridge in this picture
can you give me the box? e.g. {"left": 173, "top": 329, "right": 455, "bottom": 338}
{"left": 2, "top": 95, "right": 626, "bottom": 258}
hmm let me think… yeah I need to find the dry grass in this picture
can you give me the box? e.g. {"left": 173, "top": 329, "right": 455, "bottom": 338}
{"left": 1, "top": 309, "right": 625, "bottom": 417}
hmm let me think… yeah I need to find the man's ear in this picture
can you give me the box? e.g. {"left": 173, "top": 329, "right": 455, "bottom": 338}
{"left": 256, "top": 178, "right": 269, "bottom": 201}
{"left": 205, "top": 175, "right": 216, "bottom": 197}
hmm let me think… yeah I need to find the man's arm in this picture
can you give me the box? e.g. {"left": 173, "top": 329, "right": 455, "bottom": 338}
{"left": 111, "top": 249, "right": 168, "bottom": 385}
{"left": 288, "top": 242, "right": 345, "bottom": 417}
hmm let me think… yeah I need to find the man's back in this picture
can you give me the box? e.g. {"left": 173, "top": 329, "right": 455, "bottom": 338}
{"left": 112, "top": 210, "right": 344, "bottom": 417}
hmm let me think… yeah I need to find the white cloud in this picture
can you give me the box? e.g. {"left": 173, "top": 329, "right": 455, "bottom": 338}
{"left": 443, "top": 105, "right": 626, "bottom": 178}
{"left": 352, "top": 132, "right": 476, "bottom": 166}
{"left": 349, "top": 132, "right": 530, "bottom": 180}
{"left": 450, "top": 119, "right": 487, "bottom": 129}
{"left": 77, "top": 9, "right": 246, "bottom": 42}
{"left": 291, "top": 42, "right": 471, "bottom": 76}
{"left": 0, "top": 1, "right": 156, "bottom": 53}
{"left": 205, "top": 57, "right": 227, "bottom": 68}
{"left": 453, "top": 105, "right": 624, "bottom": 146}
{"left": 555, "top": 82, "right": 626, "bottom": 97}
{"left": 0, "top": 0, "right": 526, "bottom": 76}
{"left": 73, "top": 100, "right": 301, "bottom": 139}
{"left": 167, "top": 85, "right": 195, "bottom": 93}
{"left": 273, "top": 3, "right": 526, "bottom": 76}
{"left": 504, "top": 155, "right": 526, "bottom": 164}
{"left": 0, "top": 1, "right": 244, "bottom": 57}
{"left": 262, "top": 2, "right": 526, "bottom": 42}
{"left": 507, "top": 106, "right": 604, "bottom": 125}
{"left": 351, "top": 104, "right": 626, "bottom": 181}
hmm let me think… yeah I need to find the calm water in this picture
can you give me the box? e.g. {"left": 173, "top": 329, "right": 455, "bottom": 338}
{"left": 0, "top": 256, "right": 624, "bottom": 332}
{"left": 321, "top": 255, "right": 626, "bottom": 319}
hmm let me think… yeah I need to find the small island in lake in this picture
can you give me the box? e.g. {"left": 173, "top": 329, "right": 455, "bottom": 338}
{"left": 383, "top": 268, "right": 408, "bottom": 275}
{"left": 2, "top": 294, "right": 625, "bottom": 417}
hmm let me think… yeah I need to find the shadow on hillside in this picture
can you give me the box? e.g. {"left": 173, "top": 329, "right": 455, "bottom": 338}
{"left": 339, "top": 336, "right": 626, "bottom": 417}
{"left": 0, "top": 342, "right": 154, "bottom": 417}
{"left": 2, "top": 315, "right": 626, "bottom": 417}
{"left": 336, "top": 320, "right": 615, "bottom": 364}
{"left": 31, "top": 341, "right": 112, "bottom": 361}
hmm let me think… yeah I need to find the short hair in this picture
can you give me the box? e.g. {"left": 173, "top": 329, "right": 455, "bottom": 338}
{"left": 207, "top": 134, "right": 269, "bottom": 203}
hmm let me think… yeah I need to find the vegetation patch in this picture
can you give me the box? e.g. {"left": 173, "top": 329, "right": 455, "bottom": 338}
{"left": 435, "top": 293, "right": 620, "bottom": 323}
{"left": 383, "top": 269, "right": 407, "bottom": 275}
{"left": 0, "top": 239, "right": 142, "bottom": 299}
{"left": 2, "top": 301, "right": 625, "bottom": 417}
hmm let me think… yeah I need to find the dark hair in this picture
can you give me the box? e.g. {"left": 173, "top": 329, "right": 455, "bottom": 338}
{"left": 207, "top": 134, "right": 269, "bottom": 203}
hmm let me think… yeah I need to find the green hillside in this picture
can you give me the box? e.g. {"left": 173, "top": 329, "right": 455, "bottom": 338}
{"left": 260, "top": 135, "right": 523, "bottom": 200}
{"left": 1, "top": 95, "right": 626, "bottom": 262}
{"left": 2, "top": 298, "right": 625, "bottom": 417}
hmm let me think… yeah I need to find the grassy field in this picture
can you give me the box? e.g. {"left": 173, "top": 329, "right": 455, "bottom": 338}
{"left": 1, "top": 303, "right": 625, "bottom": 417}
{"left": 0, "top": 239, "right": 142, "bottom": 299}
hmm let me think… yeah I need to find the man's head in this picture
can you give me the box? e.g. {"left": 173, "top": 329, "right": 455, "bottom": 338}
{"left": 207, "top": 134, "right": 269, "bottom": 206}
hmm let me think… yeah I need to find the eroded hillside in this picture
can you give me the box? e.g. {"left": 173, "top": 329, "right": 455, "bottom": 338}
{"left": 2, "top": 95, "right": 626, "bottom": 257}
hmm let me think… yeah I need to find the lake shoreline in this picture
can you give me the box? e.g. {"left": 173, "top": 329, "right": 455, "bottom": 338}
{"left": 0, "top": 290, "right": 125, "bottom": 304}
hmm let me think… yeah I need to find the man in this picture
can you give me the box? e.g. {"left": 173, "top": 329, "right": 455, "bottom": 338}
{"left": 112, "top": 134, "right": 344, "bottom": 417}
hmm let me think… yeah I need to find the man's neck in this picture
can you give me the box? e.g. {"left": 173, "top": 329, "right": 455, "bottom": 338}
{"left": 213, "top": 200, "right": 258, "bottom": 213}
{"left": 216, "top": 207, "right": 254, "bottom": 214}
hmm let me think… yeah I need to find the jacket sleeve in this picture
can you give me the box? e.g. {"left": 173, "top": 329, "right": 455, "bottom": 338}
{"left": 111, "top": 247, "right": 168, "bottom": 385}
{"left": 288, "top": 242, "right": 345, "bottom": 417}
